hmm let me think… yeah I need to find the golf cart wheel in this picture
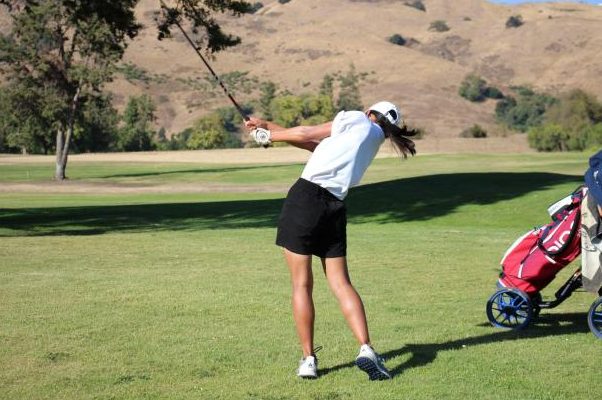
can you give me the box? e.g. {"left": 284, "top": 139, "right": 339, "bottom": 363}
{"left": 587, "top": 297, "right": 602, "bottom": 339}
{"left": 486, "top": 288, "right": 533, "bottom": 330}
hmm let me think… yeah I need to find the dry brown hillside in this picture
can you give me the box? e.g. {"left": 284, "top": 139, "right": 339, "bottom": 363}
{"left": 6, "top": 1, "right": 602, "bottom": 142}
{"left": 111, "top": 0, "right": 602, "bottom": 139}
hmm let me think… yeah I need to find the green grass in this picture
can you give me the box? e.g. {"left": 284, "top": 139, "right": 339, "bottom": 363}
{"left": 1, "top": 152, "right": 601, "bottom": 399}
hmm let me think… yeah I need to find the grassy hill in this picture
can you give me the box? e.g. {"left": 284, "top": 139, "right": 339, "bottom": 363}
{"left": 108, "top": 0, "right": 602, "bottom": 140}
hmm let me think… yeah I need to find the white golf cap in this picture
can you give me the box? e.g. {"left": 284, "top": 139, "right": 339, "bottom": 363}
{"left": 368, "top": 101, "right": 402, "bottom": 125}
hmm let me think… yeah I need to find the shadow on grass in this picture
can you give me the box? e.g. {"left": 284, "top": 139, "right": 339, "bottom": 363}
{"left": 98, "top": 164, "right": 296, "bottom": 179}
{"left": 320, "top": 312, "right": 592, "bottom": 378}
{"left": 0, "top": 172, "right": 581, "bottom": 237}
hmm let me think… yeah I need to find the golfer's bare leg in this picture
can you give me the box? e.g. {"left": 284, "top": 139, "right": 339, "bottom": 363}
{"left": 321, "top": 257, "right": 370, "bottom": 345}
{"left": 284, "top": 248, "right": 315, "bottom": 358}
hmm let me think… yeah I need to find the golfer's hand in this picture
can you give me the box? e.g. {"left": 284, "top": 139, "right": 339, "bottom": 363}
{"left": 245, "top": 117, "right": 267, "bottom": 131}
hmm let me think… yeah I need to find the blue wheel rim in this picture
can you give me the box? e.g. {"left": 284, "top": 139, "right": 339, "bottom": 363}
{"left": 486, "top": 289, "right": 533, "bottom": 330}
{"left": 587, "top": 297, "right": 602, "bottom": 339}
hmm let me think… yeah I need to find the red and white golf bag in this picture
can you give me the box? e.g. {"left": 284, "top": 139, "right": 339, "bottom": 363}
{"left": 498, "top": 186, "right": 585, "bottom": 296}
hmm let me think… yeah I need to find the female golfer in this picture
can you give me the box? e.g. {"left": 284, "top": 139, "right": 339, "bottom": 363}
{"left": 246, "top": 101, "right": 416, "bottom": 380}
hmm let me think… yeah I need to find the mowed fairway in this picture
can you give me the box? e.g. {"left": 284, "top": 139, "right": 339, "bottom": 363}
{"left": 1, "top": 152, "right": 602, "bottom": 399}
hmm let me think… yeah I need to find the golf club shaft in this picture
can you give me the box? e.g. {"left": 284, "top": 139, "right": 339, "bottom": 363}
{"left": 161, "top": 1, "right": 249, "bottom": 121}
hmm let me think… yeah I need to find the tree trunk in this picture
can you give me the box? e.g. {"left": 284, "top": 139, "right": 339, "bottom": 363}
{"left": 55, "top": 129, "right": 67, "bottom": 180}
{"left": 54, "top": 86, "right": 81, "bottom": 181}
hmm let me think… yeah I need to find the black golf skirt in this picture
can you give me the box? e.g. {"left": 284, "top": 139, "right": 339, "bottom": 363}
{"left": 276, "top": 178, "right": 347, "bottom": 258}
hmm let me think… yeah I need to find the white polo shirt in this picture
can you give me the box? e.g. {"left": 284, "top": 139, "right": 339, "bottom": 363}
{"left": 301, "top": 110, "right": 385, "bottom": 200}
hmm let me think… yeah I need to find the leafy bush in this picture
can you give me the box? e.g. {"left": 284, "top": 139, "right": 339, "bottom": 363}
{"left": 404, "top": 1, "right": 426, "bottom": 11}
{"left": 506, "top": 15, "right": 523, "bottom": 28}
{"left": 459, "top": 74, "right": 504, "bottom": 102}
{"left": 249, "top": 2, "right": 263, "bottom": 13}
{"left": 278, "top": 0, "right": 290, "bottom": 3}
{"left": 527, "top": 124, "right": 570, "bottom": 151}
{"left": 460, "top": 124, "right": 487, "bottom": 138}
{"left": 459, "top": 74, "right": 488, "bottom": 102}
{"left": 429, "top": 20, "right": 450, "bottom": 32}
{"left": 495, "top": 87, "right": 556, "bottom": 132}
{"left": 388, "top": 34, "right": 406, "bottom": 46}
{"left": 485, "top": 86, "right": 504, "bottom": 100}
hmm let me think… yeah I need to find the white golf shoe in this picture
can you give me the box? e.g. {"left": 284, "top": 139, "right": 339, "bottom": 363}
{"left": 355, "top": 344, "right": 391, "bottom": 380}
{"left": 297, "top": 355, "right": 318, "bottom": 379}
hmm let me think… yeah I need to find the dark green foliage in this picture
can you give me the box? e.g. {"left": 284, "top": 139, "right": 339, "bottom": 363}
{"left": 495, "top": 87, "right": 556, "bottom": 132}
{"left": 389, "top": 34, "right": 407, "bottom": 46}
{"left": 459, "top": 74, "right": 488, "bottom": 102}
{"left": 404, "top": 1, "right": 426, "bottom": 12}
{"left": 156, "top": 0, "right": 253, "bottom": 54}
{"left": 484, "top": 86, "right": 504, "bottom": 100}
{"left": 116, "top": 95, "right": 156, "bottom": 152}
{"left": 278, "top": 0, "right": 291, "bottom": 3}
{"left": 429, "top": 20, "right": 450, "bottom": 32}
{"left": 249, "top": 2, "right": 263, "bottom": 13}
{"left": 460, "top": 124, "right": 487, "bottom": 138}
{"left": 506, "top": 15, "right": 524, "bottom": 28}
{"left": 459, "top": 74, "right": 503, "bottom": 102}
{"left": 73, "top": 94, "right": 119, "bottom": 153}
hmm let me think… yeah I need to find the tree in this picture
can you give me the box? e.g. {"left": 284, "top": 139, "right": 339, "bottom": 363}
{"left": 187, "top": 113, "right": 230, "bottom": 149}
{"left": 0, "top": 1, "right": 141, "bottom": 178}
{"left": 0, "top": 0, "right": 251, "bottom": 180}
{"left": 72, "top": 94, "right": 119, "bottom": 153}
{"left": 259, "top": 81, "right": 277, "bottom": 120}
{"left": 116, "top": 95, "right": 156, "bottom": 152}
{"left": 336, "top": 65, "right": 363, "bottom": 112}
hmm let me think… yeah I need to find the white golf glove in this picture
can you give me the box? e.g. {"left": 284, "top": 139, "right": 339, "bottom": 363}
{"left": 250, "top": 128, "right": 271, "bottom": 146}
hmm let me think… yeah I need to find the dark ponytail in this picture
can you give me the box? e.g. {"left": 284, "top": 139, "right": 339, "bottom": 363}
{"left": 370, "top": 111, "right": 417, "bottom": 158}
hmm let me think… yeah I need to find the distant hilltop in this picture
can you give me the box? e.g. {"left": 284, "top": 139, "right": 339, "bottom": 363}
{"left": 105, "top": 0, "right": 602, "bottom": 138}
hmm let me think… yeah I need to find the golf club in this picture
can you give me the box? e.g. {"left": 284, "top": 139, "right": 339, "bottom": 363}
{"left": 158, "top": 0, "right": 249, "bottom": 122}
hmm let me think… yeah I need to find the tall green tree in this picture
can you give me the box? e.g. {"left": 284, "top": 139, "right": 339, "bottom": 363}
{"left": 0, "top": 0, "right": 141, "bottom": 179}
{"left": 258, "top": 81, "right": 277, "bottom": 120}
{"left": 117, "top": 94, "right": 156, "bottom": 152}
{"left": 0, "top": 0, "right": 251, "bottom": 180}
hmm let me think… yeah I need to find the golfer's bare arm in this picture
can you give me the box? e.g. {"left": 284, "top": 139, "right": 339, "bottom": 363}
{"left": 270, "top": 122, "right": 332, "bottom": 152}
{"left": 247, "top": 118, "right": 332, "bottom": 152}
